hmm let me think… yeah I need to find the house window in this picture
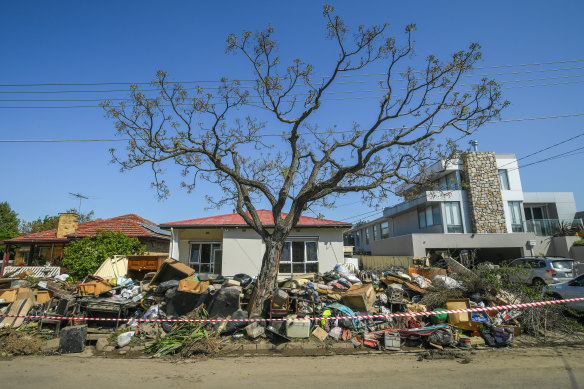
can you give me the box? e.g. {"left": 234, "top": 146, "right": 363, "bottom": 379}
{"left": 365, "top": 228, "right": 370, "bottom": 244}
{"left": 508, "top": 201, "right": 524, "bottom": 232}
{"left": 418, "top": 204, "right": 441, "bottom": 229}
{"left": 444, "top": 202, "right": 463, "bottom": 233}
{"left": 355, "top": 231, "right": 361, "bottom": 248}
{"left": 278, "top": 241, "right": 318, "bottom": 274}
{"left": 381, "top": 222, "right": 390, "bottom": 239}
{"left": 499, "top": 169, "right": 510, "bottom": 190}
{"left": 438, "top": 171, "right": 461, "bottom": 190}
{"left": 373, "top": 225, "right": 378, "bottom": 241}
{"left": 190, "top": 242, "right": 221, "bottom": 273}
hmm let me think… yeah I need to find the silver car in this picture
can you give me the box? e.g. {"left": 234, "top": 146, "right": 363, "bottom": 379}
{"left": 547, "top": 274, "right": 584, "bottom": 312}
{"left": 507, "top": 257, "right": 577, "bottom": 286}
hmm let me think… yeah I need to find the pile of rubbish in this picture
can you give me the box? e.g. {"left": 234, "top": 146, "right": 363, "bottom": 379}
{"left": 0, "top": 256, "right": 524, "bottom": 356}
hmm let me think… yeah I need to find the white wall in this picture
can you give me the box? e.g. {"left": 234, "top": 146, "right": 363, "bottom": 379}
{"left": 173, "top": 227, "right": 345, "bottom": 277}
{"left": 497, "top": 155, "right": 525, "bottom": 233}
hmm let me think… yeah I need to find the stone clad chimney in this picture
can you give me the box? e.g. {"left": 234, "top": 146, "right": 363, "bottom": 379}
{"left": 462, "top": 151, "right": 507, "bottom": 233}
{"left": 56, "top": 213, "right": 79, "bottom": 238}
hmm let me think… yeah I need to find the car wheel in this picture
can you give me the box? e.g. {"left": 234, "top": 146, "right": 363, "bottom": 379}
{"left": 532, "top": 278, "right": 546, "bottom": 287}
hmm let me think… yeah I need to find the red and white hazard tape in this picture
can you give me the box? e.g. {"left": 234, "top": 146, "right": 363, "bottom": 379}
{"left": 1, "top": 297, "right": 583, "bottom": 323}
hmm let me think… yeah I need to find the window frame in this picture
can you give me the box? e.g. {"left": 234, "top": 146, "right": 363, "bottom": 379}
{"left": 189, "top": 242, "right": 222, "bottom": 273}
{"left": 373, "top": 225, "right": 378, "bottom": 241}
{"left": 444, "top": 201, "right": 463, "bottom": 233}
{"left": 418, "top": 204, "right": 442, "bottom": 229}
{"left": 278, "top": 240, "right": 319, "bottom": 274}
{"left": 508, "top": 201, "right": 525, "bottom": 232}
{"left": 381, "top": 222, "right": 390, "bottom": 239}
{"left": 499, "top": 169, "right": 510, "bottom": 190}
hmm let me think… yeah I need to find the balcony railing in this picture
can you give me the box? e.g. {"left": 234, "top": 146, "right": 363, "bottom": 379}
{"left": 525, "top": 218, "right": 584, "bottom": 236}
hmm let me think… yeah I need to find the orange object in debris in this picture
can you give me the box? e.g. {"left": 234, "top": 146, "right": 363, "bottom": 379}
{"left": 76, "top": 280, "right": 112, "bottom": 296}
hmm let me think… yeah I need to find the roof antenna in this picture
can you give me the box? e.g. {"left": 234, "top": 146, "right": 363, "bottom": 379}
{"left": 69, "top": 192, "right": 89, "bottom": 214}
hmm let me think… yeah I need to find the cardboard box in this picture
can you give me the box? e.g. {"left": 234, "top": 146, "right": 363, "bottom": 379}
{"left": 34, "top": 290, "right": 51, "bottom": 304}
{"left": 178, "top": 277, "right": 210, "bottom": 294}
{"left": 76, "top": 280, "right": 112, "bottom": 296}
{"left": 0, "top": 289, "right": 19, "bottom": 303}
{"left": 445, "top": 298, "right": 481, "bottom": 332}
{"left": 342, "top": 284, "right": 376, "bottom": 312}
{"left": 499, "top": 324, "right": 522, "bottom": 337}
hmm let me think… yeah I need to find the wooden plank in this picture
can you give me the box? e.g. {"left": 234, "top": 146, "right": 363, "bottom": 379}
{"left": 0, "top": 298, "right": 34, "bottom": 329}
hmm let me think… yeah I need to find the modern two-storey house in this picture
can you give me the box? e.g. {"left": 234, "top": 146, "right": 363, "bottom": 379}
{"left": 346, "top": 151, "right": 582, "bottom": 262}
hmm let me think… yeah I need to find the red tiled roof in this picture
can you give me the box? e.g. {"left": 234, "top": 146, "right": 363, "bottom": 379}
{"left": 8, "top": 214, "right": 170, "bottom": 243}
{"left": 160, "top": 209, "right": 351, "bottom": 228}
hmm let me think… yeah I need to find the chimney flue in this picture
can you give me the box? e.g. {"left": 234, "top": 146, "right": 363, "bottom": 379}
{"left": 56, "top": 213, "right": 78, "bottom": 238}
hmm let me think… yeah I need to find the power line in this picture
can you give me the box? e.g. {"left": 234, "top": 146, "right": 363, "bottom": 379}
{"left": 498, "top": 131, "right": 584, "bottom": 169}
{"left": 1, "top": 60, "right": 583, "bottom": 87}
{"left": 1, "top": 66, "right": 584, "bottom": 95}
{"left": 2, "top": 75, "right": 584, "bottom": 103}
{"left": 1, "top": 113, "right": 583, "bottom": 143}
{"left": 2, "top": 79, "right": 583, "bottom": 108}
{"left": 508, "top": 147, "right": 584, "bottom": 171}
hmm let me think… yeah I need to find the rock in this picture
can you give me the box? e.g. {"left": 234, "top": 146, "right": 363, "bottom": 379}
{"left": 42, "top": 338, "right": 60, "bottom": 352}
{"left": 58, "top": 325, "right": 87, "bottom": 354}
{"left": 118, "top": 350, "right": 127, "bottom": 355}
{"left": 95, "top": 338, "right": 109, "bottom": 352}
{"left": 103, "top": 345, "right": 115, "bottom": 352}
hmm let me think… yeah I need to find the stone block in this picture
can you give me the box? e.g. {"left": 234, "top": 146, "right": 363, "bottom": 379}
{"left": 95, "top": 338, "right": 109, "bottom": 352}
{"left": 58, "top": 325, "right": 87, "bottom": 354}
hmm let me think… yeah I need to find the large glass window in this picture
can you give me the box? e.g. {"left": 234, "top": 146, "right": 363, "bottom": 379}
{"left": 438, "top": 171, "right": 461, "bottom": 190}
{"left": 418, "top": 204, "right": 441, "bottom": 228}
{"left": 190, "top": 242, "right": 221, "bottom": 273}
{"left": 381, "top": 222, "right": 390, "bottom": 239}
{"left": 365, "top": 228, "right": 370, "bottom": 244}
{"left": 509, "top": 201, "right": 524, "bottom": 232}
{"left": 444, "top": 202, "right": 463, "bottom": 233}
{"left": 373, "top": 225, "right": 378, "bottom": 241}
{"left": 278, "top": 241, "right": 319, "bottom": 274}
{"left": 355, "top": 231, "right": 361, "bottom": 248}
{"left": 499, "top": 169, "right": 510, "bottom": 190}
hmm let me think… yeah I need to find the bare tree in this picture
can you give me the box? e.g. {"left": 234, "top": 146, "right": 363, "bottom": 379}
{"left": 103, "top": 5, "right": 509, "bottom": 315}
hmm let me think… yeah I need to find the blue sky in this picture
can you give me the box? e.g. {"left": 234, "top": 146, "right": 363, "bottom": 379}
{"left": 1, "top": 0, "right": 583, "bottom": 225}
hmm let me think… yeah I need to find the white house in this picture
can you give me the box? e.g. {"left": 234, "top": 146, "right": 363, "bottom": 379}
{"left": 345, "top": 151, "right": 582, "bottom": 262}
{"left": 160, "top": 210, "right": 351, "bottom": 277}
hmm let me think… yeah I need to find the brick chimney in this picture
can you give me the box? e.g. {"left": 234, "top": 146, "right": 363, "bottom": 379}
{"left": 56, "top": 213, "right": 79, "bottom": 238}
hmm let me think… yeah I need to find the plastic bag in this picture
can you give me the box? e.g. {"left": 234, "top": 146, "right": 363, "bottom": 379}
{"left": 328, "top": 326, "right": 342, "bottom": 340}
{"left": 432, "top": 275, "right": 460, "bottom": 289}
{"left": 143, "top": 304, "right": 159, "bottom": 320}
{"left": 117, "top": 331, "right": 134, "bottom": 348}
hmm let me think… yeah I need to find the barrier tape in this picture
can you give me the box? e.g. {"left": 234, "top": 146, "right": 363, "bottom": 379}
{"left": 1, "top": 297, "right": 583, "bottom": 324}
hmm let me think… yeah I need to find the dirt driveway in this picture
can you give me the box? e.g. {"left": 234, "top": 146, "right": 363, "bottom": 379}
{"left": 0, "top": 345, "right": 582, "bottom": 388}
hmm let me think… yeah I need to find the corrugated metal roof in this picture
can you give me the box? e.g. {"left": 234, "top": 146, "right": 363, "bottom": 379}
{"left": 3, "top": 266, "right": 61, "bottom": 278}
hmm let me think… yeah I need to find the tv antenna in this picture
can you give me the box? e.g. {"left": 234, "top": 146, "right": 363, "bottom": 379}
{"left": 69, "top": 192, "right": 89, "bottom": 214}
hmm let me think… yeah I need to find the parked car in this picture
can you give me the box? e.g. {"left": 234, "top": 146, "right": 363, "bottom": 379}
{"left": 507, "top": 257, "right": 577, "bottom": 286}
{"left": 546, "top": 274, "right": 584, "bottom": 312}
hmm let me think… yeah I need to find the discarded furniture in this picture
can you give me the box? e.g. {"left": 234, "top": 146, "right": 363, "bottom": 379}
{"left": 149, "top": 259, "right": 194, "bottom": 287}
{"left": 127, "top": 255, "right": 167, "bottom": 281}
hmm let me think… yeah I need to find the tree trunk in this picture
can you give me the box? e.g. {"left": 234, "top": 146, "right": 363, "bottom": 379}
{"left": 248, "top": 236, "right": 285, "bottom": 317}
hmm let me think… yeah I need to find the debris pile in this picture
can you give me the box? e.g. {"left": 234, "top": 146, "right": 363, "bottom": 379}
{"left": 0, "top": 255, "right": 556, "bottom": 357}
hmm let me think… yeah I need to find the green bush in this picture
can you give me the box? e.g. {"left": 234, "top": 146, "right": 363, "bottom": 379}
{"left": 62, "top": 230, "right": 145, "bottom": 280}
{"left": 574, "top": 239, "right": 584, "bottom": 246}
